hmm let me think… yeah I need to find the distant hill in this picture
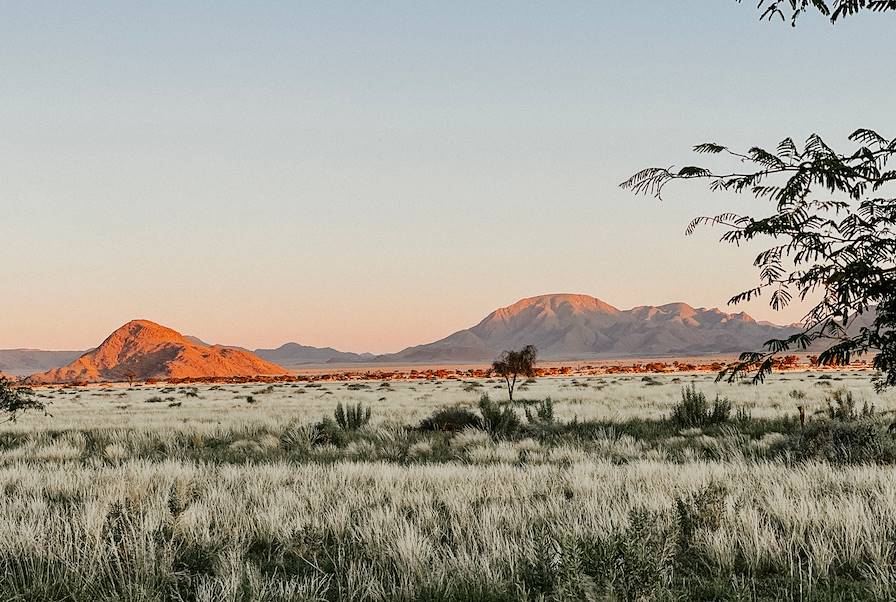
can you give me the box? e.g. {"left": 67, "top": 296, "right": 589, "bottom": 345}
{"left": 0, "top": 349, "right": 85, "bottom": 377}
{"left": 27, "top": 320, "right": 287, "bottom": 384}
{"left": 377, "top": 294, "right": 801, "bottom": 362}
{"left": 11, "top": 294, "right": 821, "bottom": 376}
{"left": 254, "top": 343, "right": 374, "bottom": 368}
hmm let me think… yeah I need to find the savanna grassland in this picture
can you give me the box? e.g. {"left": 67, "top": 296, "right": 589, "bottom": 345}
{"left": 4, "top": 371, "right": 896, "bottom": 601}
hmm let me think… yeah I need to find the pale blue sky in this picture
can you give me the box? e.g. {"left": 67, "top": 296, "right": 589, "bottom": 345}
{"left": 3, "top": 1, "right": 893, "bottom": 351}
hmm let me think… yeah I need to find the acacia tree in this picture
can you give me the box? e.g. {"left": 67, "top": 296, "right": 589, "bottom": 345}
{"left": 491, "top": 345, "right": 537, "bottom": 402}
{"left": 122, "top": 369, "right": 137, "bottom": 387}
{"left": 743, "top": 0, "right": 895, "bottom": 24}
{"left": 0, "top": 378, "right": 49, "bottom": 423}
{"left": 622, "top": 2, "right": 896, "bottom": 389}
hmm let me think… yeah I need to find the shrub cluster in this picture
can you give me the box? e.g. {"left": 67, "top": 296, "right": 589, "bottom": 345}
{"left": 670, "top": 385, "right": 733, "bottom": 428}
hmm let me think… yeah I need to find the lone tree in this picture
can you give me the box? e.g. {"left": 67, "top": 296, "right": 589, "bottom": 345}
{"left": 491, "top": 345, "right": 537, "bottom": 402}
{"left": 122, "top": 369, "right": 138, "bottom": 387}
{"left": 623, "top": 2, "right": 896, "bottom": 389}
{"left": 0, "top": 378, "right": 50, "bottom": 423}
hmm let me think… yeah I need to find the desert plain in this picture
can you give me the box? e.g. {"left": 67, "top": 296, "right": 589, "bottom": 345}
{"left": 2, "top": 369, "right": 896, "bottom": 601}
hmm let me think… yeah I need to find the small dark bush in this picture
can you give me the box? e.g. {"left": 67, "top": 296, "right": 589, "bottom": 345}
{"left": 309, "top": 417, "right": 347, "bottom": 447}
{"left": 419, "top": 406, "right": 482, "bottom": 432}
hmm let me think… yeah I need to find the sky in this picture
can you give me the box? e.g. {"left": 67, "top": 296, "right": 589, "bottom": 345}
{"left": 2, "top": 1, "right": 894, "bottom": 352}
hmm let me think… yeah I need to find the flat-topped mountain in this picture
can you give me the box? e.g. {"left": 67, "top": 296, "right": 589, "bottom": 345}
{"left": 378, "top": 293, "right": 799, "bottom": 362}
{"left": 27, "top": 320, "right": 287, "bottom": 384}
{"left": 0, "top": 349, "right": 85, "bottom": 377}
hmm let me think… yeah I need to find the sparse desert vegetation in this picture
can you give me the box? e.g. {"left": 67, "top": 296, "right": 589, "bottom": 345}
{"left": 0, "top": 372, "right": 894, "bottom": 600}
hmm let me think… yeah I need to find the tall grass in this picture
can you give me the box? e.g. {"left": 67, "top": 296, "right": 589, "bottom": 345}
{"left": 0, "top": 374, "right": 892, "bottom": 600}
{"left": 0, "top": 460, "right": 894, "bottom": 600}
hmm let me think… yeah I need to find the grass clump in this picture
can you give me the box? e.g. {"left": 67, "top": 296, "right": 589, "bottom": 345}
{"left": 334, "top": 401, "right": 371, "bottom": 431}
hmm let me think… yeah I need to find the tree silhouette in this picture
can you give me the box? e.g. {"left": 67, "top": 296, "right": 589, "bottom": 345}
{"left": 0, "top": 378, "right": 50, "bottom": 423}
{"left": 122, "top": 369, "right": 137, "bottom": 387}
{"left": 491, "top": 345, "right": 537, "bottom": 402}
{"left": 622, "top": 4, "right": 896, "bottom": 389}
{"left": 741, "top": 0, "right": 895, "bottom": 24}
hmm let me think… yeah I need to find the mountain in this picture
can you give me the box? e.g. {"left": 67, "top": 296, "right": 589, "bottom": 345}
{"left": 378, "top": 293, "right": 800, "bottom": 362}
{"left": 27, "top": 320, "right": 288, "bottom": 384}
{"left": 11, "top": 294, "right": 812, "bottom": 377}
{"left": 0, "top": 349, "right": 85, "bottom": 377}
{"left": 254, "top": 343, "right": 374, "bottom": 368}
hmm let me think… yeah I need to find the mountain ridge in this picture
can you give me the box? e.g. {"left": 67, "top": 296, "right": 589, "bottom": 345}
{"left": 5, "top": 294, "right": 813, "bottom": 377}
{"left": 26, "top": 320, "right": 288, "bottom": 384}
{"left": 377, "top": 293, "right": 800, "bottom": 363}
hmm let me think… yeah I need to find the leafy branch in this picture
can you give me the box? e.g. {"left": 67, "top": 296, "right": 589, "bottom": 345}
{"left": 622, "top": 130, "right": 896, "bottom": 388}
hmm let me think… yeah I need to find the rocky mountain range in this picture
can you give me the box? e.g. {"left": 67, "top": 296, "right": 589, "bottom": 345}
{"left": 254, "top": 343, "right": 375, "bottom": 367}
{"left": 377, "top": 294, "right": 799, "bottom": 363}
{"left": 5, "top": 294, "right": 811, "bottom": 381}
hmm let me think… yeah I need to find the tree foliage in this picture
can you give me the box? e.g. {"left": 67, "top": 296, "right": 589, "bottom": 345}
{"left": 491, "top": 345, "right": 538, "bottom": 402}
{"left": 622, "top": 2, "right": 895, "bottom": 388}
{"left": 622, "top": 130, "right": 896, "bottom": 388}
{"left": 740, "top": 0, "right": 896, "bottom": 24}
{"left": 0, "top": 378, "right": 50, "bottom": 423}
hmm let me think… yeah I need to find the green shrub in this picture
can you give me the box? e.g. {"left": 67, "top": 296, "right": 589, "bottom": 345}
{"left": 478, "top": 394, "right": 521, "bottom": 439}
{"left": 789, "top": 419, "right": 896, "bottom": 465}
{"left": 280, "top": 422, "right": 314, "bottom": 451}
{"left": 334, "top": 402, "right": 371, "bottom": 431}
{"left": 524, "top": 398, "right": 555, "bottom": 425}
{"left": 670, "top": 385, "right": 733, "bottom": 428}
{"left": 674, "top": 481, "right": 727, "bottom": 560}
{"left": 519, "top": 526, "right": 598, "bottom": 600}
{"left": 580, "top": 508, "right": 675, "bottom": 600}
{"left": 309, "top": 417, "right": 347, "bottom": 447}
{"left": 789, "top": 389, "right": 807, "bottom": 401}
{"left": 418, "top": 406, "right": 482, "bottom": 432}
{"left": 824, "top": 387, "right": 874, "bottom": 421}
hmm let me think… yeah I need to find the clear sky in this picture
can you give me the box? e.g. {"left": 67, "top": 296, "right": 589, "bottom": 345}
{"left": 3, "top": 2, "right": 893, "bottom": 352}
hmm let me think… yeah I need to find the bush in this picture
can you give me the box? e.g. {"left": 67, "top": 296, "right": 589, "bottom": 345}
{"left": 671, "top": 385, "right": 732, "bottom": 428}
{"left": 334, "top": 402, "right": 371, "bottom": 431}
{"left": 789, "top": 419, "right": 896, "bottom": 465}
{"left": 478, "top": 394, "right": 521, "bottom": 439}
{"left": 309, "top": 417, "right": 348, "bottom": 447}
{"left": 674, "top": 482, "right": 727, "bottom": 557}
{"left": 280, "top": 421, "right": 315, "bottom": 451}
{"left": 524, "top": 398, "right": 555, "bottom": 425}
{"left": 0, "top": 378, "right": 47, "bottom": 422}
{"left": 418, "top": 406, "right": 482, "bottom": 432}
{"left": 825, "top": 387, "right": 874, "bottom": 421}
